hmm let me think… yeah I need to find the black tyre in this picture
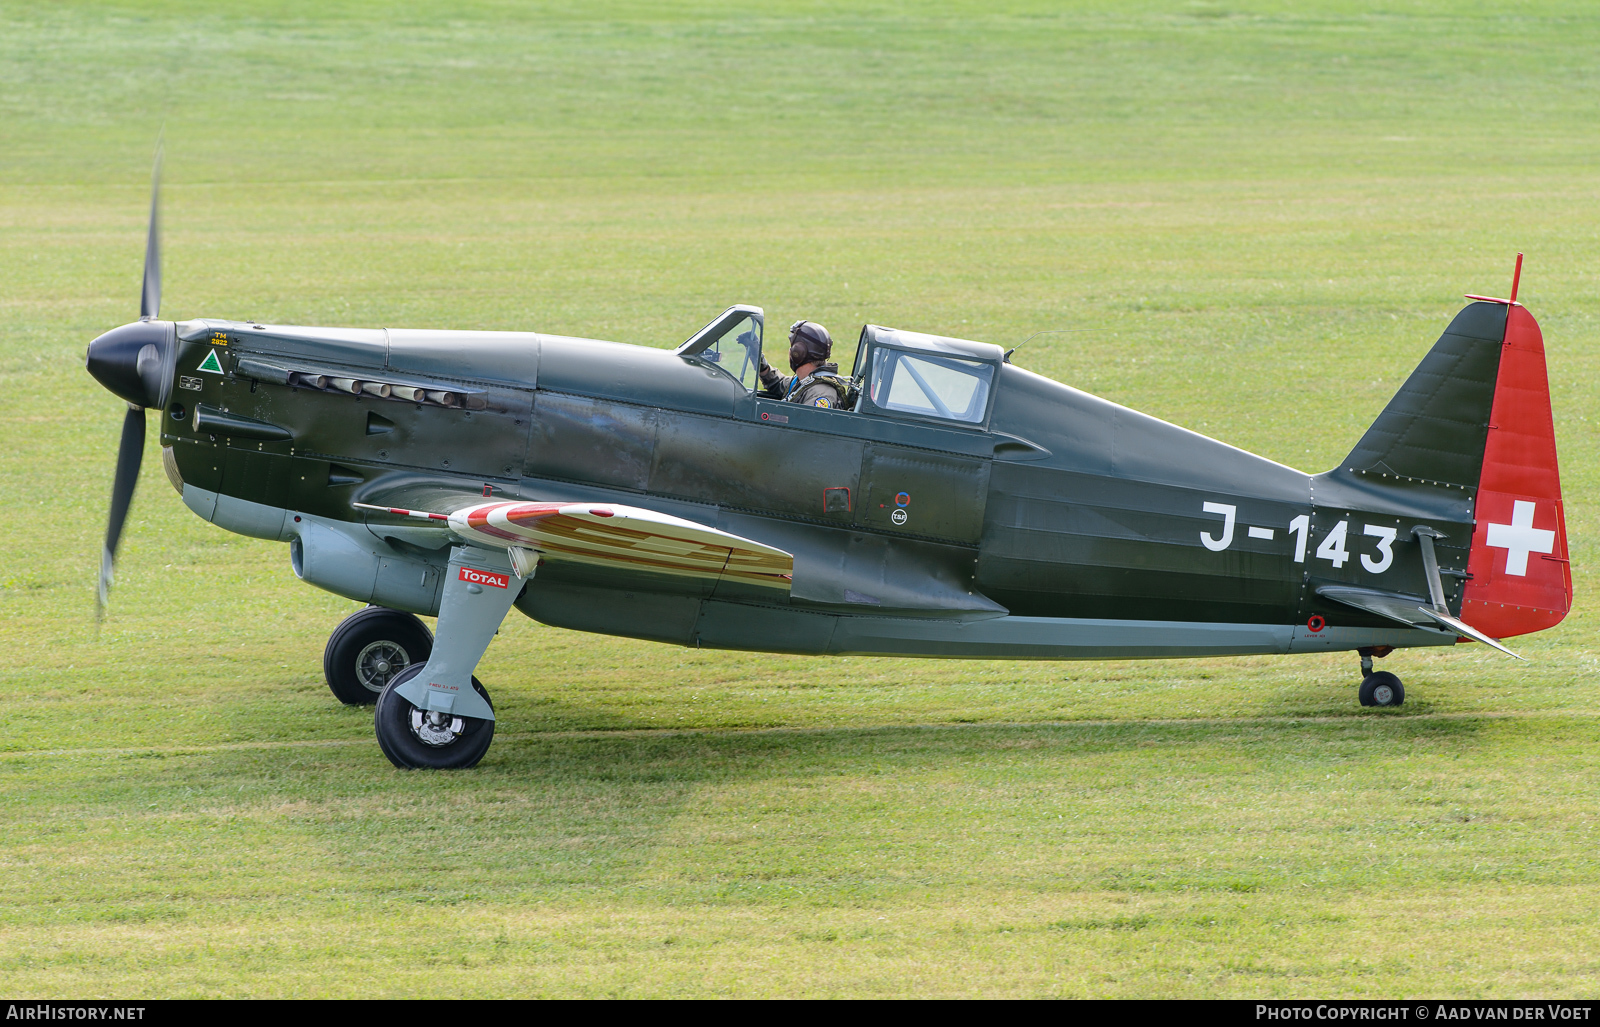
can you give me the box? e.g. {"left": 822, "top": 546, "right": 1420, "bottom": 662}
{"left": 324, "top": 606, "right": 434, "bottom": 706}
{"left": 1358, "top": 671, "right": 1405, "bottom": 707}
{"left": 374, "top": 664, "right": 495, "bottom": 769}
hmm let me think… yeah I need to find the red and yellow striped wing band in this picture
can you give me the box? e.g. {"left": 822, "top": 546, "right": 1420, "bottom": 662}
{"left": 356, "top": 500, "right": 792, "bottom": 590}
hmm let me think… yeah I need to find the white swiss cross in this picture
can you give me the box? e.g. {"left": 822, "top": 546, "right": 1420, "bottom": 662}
{"left": 1486, "top": 500, "right": 1556, "bottom": 576}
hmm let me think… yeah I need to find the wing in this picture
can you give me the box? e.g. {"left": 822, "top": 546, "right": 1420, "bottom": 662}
{"left": 355, "top": 498, "right": 793, "bottom": 593}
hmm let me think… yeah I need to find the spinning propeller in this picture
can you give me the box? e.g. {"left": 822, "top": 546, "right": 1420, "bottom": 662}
{"left": 85, "top": 146, "right": 175, "bottom": 620}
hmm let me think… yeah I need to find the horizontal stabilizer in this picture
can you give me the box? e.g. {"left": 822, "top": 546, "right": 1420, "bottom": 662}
{"left": 1316, "top": 585, "right": 1439, "bottom": 628}
{"left": 1316, "top": 584, "right": 1521, "bottom": 659}
{"left": 1415, "top": 606, "right": 1523, "bottom": 660}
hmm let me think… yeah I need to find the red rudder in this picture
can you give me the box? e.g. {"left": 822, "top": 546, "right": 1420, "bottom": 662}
{"left": 1461, "top": 304, "right": 1572, "bottom": 637}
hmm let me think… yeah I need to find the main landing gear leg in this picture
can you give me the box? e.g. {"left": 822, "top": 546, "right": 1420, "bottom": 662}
{"left": 374, "top": 546, "right": 527, "bottom": 769}
{"left": 1356, "top": 645, "right": 1403, "bottom": 708}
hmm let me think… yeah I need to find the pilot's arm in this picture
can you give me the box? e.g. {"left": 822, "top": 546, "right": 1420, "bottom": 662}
{"left": 758, "top": 359, "right": 791, "bottom": 399}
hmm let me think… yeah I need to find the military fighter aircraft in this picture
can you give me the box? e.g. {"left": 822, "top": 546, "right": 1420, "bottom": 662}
{"left": 86, "top": 167, "right": 1571, "bottom": 768}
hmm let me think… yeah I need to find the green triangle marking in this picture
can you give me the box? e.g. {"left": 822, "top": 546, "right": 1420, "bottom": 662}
{"left": 196, "top": 350, "right": 224, "bottom": 374}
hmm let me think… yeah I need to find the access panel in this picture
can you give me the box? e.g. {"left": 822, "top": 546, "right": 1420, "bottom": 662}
{"left": 650, "top": 412, "right": 863, "bottom": 522}
{"left": 858, "top": 444, "right": 989, "bottom": 544}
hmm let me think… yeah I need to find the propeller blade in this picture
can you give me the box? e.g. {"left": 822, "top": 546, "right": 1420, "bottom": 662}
{"left": 139, "top": 145, "right": 162, "bottom": 322}
{"left": 97, "top": 405, "right": 146, "bottom": 621}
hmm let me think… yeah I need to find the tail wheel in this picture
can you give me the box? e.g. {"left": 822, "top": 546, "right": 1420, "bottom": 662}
{"left": 324, "top": 606, "right": 433, "bottom": 706}
{"left": 374, "top": 665, "right": 495, "bottom": 770}
{"left": 1359, "top": 671, "right": 1405, "bottom": 707}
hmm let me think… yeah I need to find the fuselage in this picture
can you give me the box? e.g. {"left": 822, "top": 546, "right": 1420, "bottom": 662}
{"left": 150, "top": 316, "right": 1465, "bottom": 660}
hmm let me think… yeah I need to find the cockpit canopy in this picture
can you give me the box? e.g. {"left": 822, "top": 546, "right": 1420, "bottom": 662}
{"left": 677, "top": 307, "right": 1004, "bottom": 429}
{"left": 853, "top": 325, "right": 1002, "bottom": 427}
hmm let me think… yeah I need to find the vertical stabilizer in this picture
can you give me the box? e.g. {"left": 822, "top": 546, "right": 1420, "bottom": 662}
{"left": 1336, "top": 292, "right": 1570, "bottom": 640}
{"left": 1340, "top": 302, "right": 1505, "bottom": 488}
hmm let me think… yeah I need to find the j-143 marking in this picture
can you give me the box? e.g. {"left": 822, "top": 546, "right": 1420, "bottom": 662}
{"left": 1202, "top": 502, "right": 1397, "bottom": 572}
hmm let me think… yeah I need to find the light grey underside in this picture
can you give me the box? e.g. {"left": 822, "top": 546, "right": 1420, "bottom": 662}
{"left": 699, "top": 602, "right": 1453, "bottom": 660}
{"left": 184, "top": 485, "right": 1455, "bottom": 662}
{"left": 520, "top": 582, "right": 1455, "bottom": 660}
{"left": 826, "top": 613, "right": 1452, "bottom": 659}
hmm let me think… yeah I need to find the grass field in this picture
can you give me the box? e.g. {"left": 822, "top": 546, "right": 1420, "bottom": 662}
{"left": 4, "top": 0, "right": 1600, "bottom": 998}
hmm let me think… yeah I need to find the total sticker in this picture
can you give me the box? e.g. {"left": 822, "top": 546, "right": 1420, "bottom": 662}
{"left": 891, "top": 509, "right": 908, "bottom": 526}
{"left": 459, "top": 567, "right": 510, "bottom": 589}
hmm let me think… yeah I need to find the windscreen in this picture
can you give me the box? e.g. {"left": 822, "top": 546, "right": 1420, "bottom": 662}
{"left": 694, "top": 315, "right": 762, "bottom": 391}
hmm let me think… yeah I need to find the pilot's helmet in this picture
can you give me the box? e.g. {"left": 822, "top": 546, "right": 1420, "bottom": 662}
{"left": 788, "top": 320, "right": 833, "bottom": 371}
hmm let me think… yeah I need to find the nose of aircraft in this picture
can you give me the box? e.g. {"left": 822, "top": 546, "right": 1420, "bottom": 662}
{"left": 86, "top": 320, "right": 174, "bottom": 410}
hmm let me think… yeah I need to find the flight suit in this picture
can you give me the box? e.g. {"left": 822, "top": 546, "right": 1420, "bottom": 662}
{"left": 759, "top": 361, "right": 853, "bottom": 409}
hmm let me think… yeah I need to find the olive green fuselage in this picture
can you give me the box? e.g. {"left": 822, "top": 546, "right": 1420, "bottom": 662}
{"left": 160, "top": 315, "right": 1479, "bottom": 661}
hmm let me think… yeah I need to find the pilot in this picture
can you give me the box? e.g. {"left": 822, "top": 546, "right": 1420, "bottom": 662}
{"left": 759, "top": 320, "right": 854, "bottom": 409}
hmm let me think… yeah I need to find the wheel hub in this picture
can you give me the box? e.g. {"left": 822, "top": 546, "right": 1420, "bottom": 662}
{"left": 409, "top": 708, "right": 465, "bottom": 747}
{"left": 356, "top": 640, "right": 411, "bottom": 693}
{"left": 1372, "top": 683, "right": 1394, "bottom": 705}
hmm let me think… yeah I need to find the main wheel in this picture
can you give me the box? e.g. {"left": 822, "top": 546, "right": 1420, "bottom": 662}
{"left": 1359, "top": 671, "right": 1405, "bottom": 707}
{"left": 324, "top": 606, "right": 434, "bottom": 706}
{"left": 374, "top": 664, "right": 495, "bottom": 769}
